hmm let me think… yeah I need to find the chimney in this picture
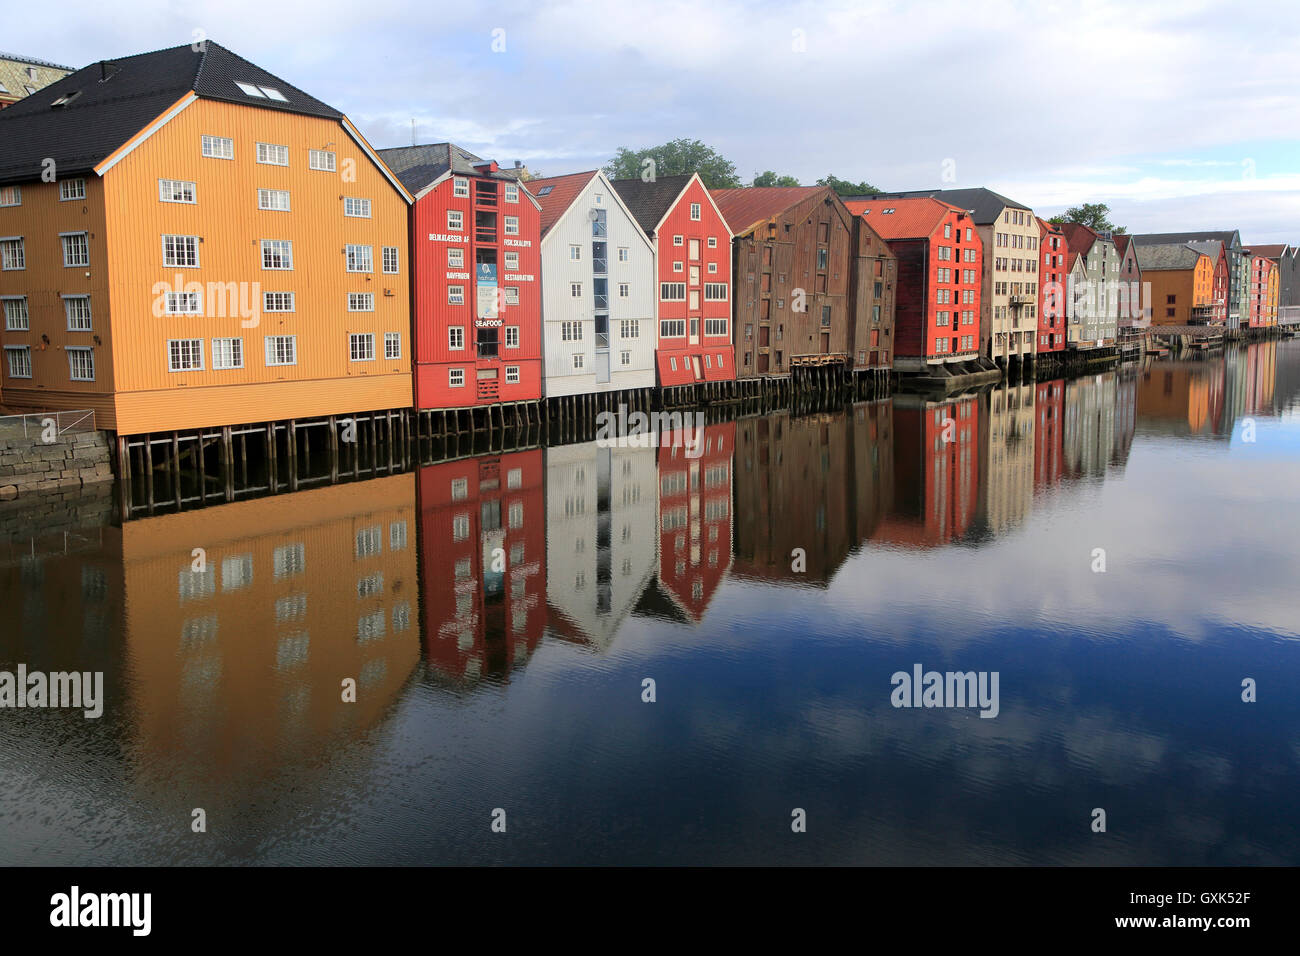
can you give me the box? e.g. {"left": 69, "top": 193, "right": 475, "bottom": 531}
{"left": 99, "top": 60, "right": 120, "bottom": 82}
{"left": 514, "top": 160, "right": 521, "bottom": 169}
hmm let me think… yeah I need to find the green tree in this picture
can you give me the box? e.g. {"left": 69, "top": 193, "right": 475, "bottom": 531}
{"left": 752, "top": 171, "right": 800, "bottom": 187}
{"left": 1050, "top": 202, "right": 1125, "bottom": 234}
{"left": 816, "top": 174, "right": 880, "bottom": 197}
{"left": 603, "top": 139, "right": 742, "bottom": 189}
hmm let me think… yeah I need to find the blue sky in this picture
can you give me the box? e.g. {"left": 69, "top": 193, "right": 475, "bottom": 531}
{"left": 10, "top": 0, "right": 1300, "bottom": 241}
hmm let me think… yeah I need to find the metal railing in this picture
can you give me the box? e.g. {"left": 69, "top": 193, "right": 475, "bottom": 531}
{"left": 0, "top": 408, "right": 96, "bottom": 441}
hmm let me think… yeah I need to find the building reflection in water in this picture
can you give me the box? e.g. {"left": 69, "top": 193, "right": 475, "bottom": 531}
{"left": 126, "top": 473, "right": 421, "bottom": 808}
{"left": 978, "top": 379, "right": 1035, "bottom": 534}
{"left": 417, "top": 450, "right": 547, "bottom": 684}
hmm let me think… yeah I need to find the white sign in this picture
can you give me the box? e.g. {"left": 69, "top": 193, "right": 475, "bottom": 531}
{"left": 428, "top": 233, "right": 467, "bottom": 243}
{"left": 504, "top": 273, "right": 534, "bottom": 282}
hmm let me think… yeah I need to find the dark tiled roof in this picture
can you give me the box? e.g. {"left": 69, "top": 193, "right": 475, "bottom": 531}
{"left": 522, "top": 170, "right": 597, "bottom": 236}
{"left": 1134, "top": 243, "right": 1203, "bottom": 271}
{"left": 0, "top": 41, "right": 340, "bottom": 184}
{"left": 709, "top": 186, "right": 825, "bottom": 236}
{"left": 1131, "top": 230, "right": 1239, "bottom": 248}
{"left": 376, "top": 142, "right": 521, "bottom": 194}
{"left": 868, "top": 187, "right": 1031, "bottom": 224}
{"left": 1185, "top": 239, "right": 1224, "bottom": 261}
{"left": 1249, "top": 243, "right": 1288, "bottom": 258}
{"left": 608, "top": 174, "right": 693, "bottom": 236}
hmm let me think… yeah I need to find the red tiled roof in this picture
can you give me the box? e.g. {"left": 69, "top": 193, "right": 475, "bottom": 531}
{"left": 523, "top": 170, "right": 598, "bottom": 236}
{"left": 1112, "top": 233, "right": 1131, "bottom": 255}
{"left": 709, "top": 186, "right": 824, "bottom": 235}
{"left": 841, "top": 196, "right": 960, "bottom": 240}
{"left": 1250, "top": 243, "right": 1288, "bottom": 258}
{"left": 1060, "top": 222, "right": 1099, "bottom": 256}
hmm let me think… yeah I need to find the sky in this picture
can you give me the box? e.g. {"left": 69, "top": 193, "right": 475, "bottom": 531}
{"left": 9, "top": 0, "right": 1300, "bottom": 242}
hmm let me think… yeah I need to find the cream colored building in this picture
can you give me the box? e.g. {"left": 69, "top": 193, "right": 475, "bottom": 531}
{"left": 0, "top": 53, "right": 72, "bottom": 108}
{"left": 981, "top": 380, "right": 1036, "bottom": 534}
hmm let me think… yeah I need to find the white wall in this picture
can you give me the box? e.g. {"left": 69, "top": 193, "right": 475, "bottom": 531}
{"left": 540, "top": 172, "right": 657, "bottom": 397}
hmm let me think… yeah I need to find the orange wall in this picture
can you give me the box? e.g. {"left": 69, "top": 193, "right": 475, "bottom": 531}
{"left": 0, "top": 175, "right": 116, "bottom": 422}
{"left": 1146, "top": 268, "right": 1197, "bottom": 326}
{"left": 99, "top": 98, "right": 412, "bottom": 434}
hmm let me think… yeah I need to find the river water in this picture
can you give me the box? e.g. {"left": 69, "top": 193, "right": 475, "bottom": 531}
{"left": 2, "top": 340, "right": 1298, "bottom": 865}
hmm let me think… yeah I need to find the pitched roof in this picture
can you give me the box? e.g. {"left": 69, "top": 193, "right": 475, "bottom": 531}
{"left": 0, "top": 52, "right": 74, "bottom": 70}
{"left": 709, "top": 186, "right": 825, "bottom": 235}
{"left": 1134, "top": 242, "right": 1204, "bottom": 271}
{"left": 841, "top": 196, "right": 959, "bottom": 240}
{"left": 1112, "top": 233, "right": 1131, "bottom": 255}
{"left": 522, "top": 170, "right": 598, "bottom": 235}
{"left": 1061, "top": 222, "right": 1102, "bottom": 257}
{"left": 1249, "top": 243, "right": 1288, "bottom": 259}
{"left": 866, "top": 186, "right": 1030, "bottom": 224}
{"left": 1185, "top": 238, "right": 1224, "bottom": 262}
{"left": 1132, "top": 230, "right": 1239, "bottom": 248}
{"left": 0, "top": 41, "right": 340, "bottom": 184}
{"left": 608, "top": 174, "right": 694, "bottom": 235}
{"left": 376, "top": 142, "right": 524, "bottom": 195}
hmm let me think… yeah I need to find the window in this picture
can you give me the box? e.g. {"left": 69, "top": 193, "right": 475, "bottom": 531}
{"left": 212, "top": 337, "right": 243, "bottom": 369}
{"left": 449, "top": 368, "right": 465, "bottom": 387}
{"left": 59, "top": 178, "right": 84, "bottom": 202}
{"left": 571, "top": 282, "right": 582, "bottom": 298}
{"left": 258, "top": 188, "right": 290, "bottom": 211}
{"left": 385, "top": 332, "right": 402, "bottom": 359}
{"left": 504, "top": 286, "right": 519, "bottom": 305}
{"left": 690, "top": 202, "right": 701, "bottom": 220}
{"left": 168, "top": 338, "right": 204, "bottom": 371}
{"left": 449, "top": 327, "right": 465, "bottom": 350}
{"left": 163, "top": 234, "right": 199, "bottom": 267}
{"left": 673, "top": 235, "right": 684, "bottom": 247}
{"left": 505, "top": 365, "right": 520, "bottom": 383}
{"left": 569, "top": 244, "right": 582, "bottom": 261}
{"left": 446, "top": 247, "right": 465, "bottom": 270}
{"left": 447, "top": 210, "right": 463, "bottom": 231}
{"left": 0, "top": 186, "right": 20, "bottom": 207}
{"left": 660, "top": 282, "right": 686, "bottom": 301}
{"left": 3, "top": 297, "right": 28, "bottom": 330}
{"left": 572, "top": 353, "right": 585, "bottom": 370}
{"left": 0, "top": 238, "right": 24, "bottom": 270}
{"left": 165, "top": 291, "right": 201, "bottom": 315}
{"left": 256, "top": 142, "right": 289, "bottom": 166}
{"left": 618, "top": 319, "right": 638, "bottom": 339}
{"left": 504, "top": 251, "right": 519, "bottom": 270}
{"left": 660, "top": 319, "right": 686, "bottom": 337}
{"left": 448, "top": 285, "right": 465, "bottom": 305}
{"left": 620, "top": 350, "right": 631, "bottom": 366}
{"left": 309, "top": 149, "right": 336, "bottom": 171}
{"left": 345, "top": 244, "right": 372, "bottom": 273}
{"left": 383, "top": 246, "right": 399, "bottom": 274}
{"left": 350, "top": 333, "right": 375, "bottom": 361}
{"left": 708, "top": 236, "right": 718, "bottom": 248}
{"left": 504, "top": 216, "right": 519, "bottom": 235}
{"left": 62, "top": 233, "right": 89, "bottom": 267}
{"left": 673, "top": 261, "right": 683, "bottom": 272}
{"left": 5, "top": 346, "right": 32, "bottom": 378}
{"left": 505, "top": 326, "right": 519, "bottom": 348}
{"left": 453, "top": 177, "right": 469, "bottom": 198}
{"left": 158, "top": 179, "right": 196, "bottom": 203}
{"left": 344, "top": 197, "right": 371, "bottom": 218}
{"left": 704, "top": 317, "right": 727, "bottom": 336}
{"left": 618, "top": 247, "right": 629, "bottom": 262}
{"left": 264, "top": 291, "right": 294, "bottom": 312}
{"left": 704, "top": 282, "right": 727, "bottom": 300}
{"left": 264, "top": 335, "right": 296, "bottom": 366}
{"left": 708, "top": 263, "right": 718, "bottom": 274}
{"left": 561, "top": 321, "right": 583, "bottom": 341}
{"left": 205, "top": 134, "right": 236, "bottom": 158}
{"left": 348, "top": 292, "right": 374, "bottom": 312}
{"left": 504, "top": 183, "right": 519, "bottom": 203}
{"left": 261, "top": 239, "right": 292, "bottom": 270}
{"left": 619, "top": 283, "right": 629, "bottom": 297}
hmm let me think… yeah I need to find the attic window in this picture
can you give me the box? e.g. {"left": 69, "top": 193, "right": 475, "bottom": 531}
{"left": 50, "top": 90, "right": 81, "bottom": 108}
{"left": 261, "top": 87, "right": 288, "bottom": 102}
{"left": 0, "top": 81, "right": 8, "bottom": 94}
{"left": 235, "top": 82, "right": 266, "bottom": 97}
{"left": 536, "top": 185, "right": 553, "bottom": 196}
{"left": 234, "top": 82, "right": 287, "bottom": 101}
{"left": 882, "top": 208, "right": 896, "bottom": 214}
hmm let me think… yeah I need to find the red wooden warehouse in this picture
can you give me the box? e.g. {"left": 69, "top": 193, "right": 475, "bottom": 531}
{"left": 378, "top": 143, "right": 543, "bottom": 411}
{"left": 609, "top": 174, "right": 735, "bottom": 387}
{"left": 1036, "top": 217, "right": 1067, "bottom": 354}
{"left": 843, "top": 197, "right": 982, "bottom": 374}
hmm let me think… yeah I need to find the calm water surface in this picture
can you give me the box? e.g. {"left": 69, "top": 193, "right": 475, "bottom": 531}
{"left": 2, "top": 341, "right": 1299, "bottom": 865}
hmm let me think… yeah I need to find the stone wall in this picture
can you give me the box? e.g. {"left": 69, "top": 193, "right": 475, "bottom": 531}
{"left": 0, "top": 431, "right": 114, "bottom": 500}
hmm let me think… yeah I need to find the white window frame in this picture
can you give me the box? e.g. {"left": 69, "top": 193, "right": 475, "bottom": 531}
{"left": 3, "top": 296, "right": 29, "bottom": 330}
{"left": 384, "top": 332, "right": 402, "bottom": 359}
{"left": 448, "top": 286, "right": 465, "bottom": 305}
{"left": 261, "top": 239, "right": 293, "bottom": 270}
{"left": 258, "top": 188, "right": 291, "bottom": 212}
{"left": 59, "top": 178, "right": 86, "bottom": 201}
{"left": 449, "top": 326, "right": 465, "bottom": 350}
{"left": 0, "top": 186, "right": 21, "bottom": 207}
{"left": 202, "top": 135, "right": 234, "bottom": 160}
{"left": 264, "top": 335, "right": 297, "bottom": 367}
{"left": 263, "top": 291, "right": 295, "bottom": 313}
{"left": 345, "top": 244, "right": 373, "bottom": 273}
{"left": 163, "top": 234, "right": 200, "bottom": 268}
{"left": 505, "top": 326, "right": 519, "bottom": 348}
{"left": 504, "top": 215, "right": 519, "bottom": 236}
{"left": 211, "top": 337, "right": 244, "bottom": 370}
{"left": 168, "top": 338, "right": 204, "bottom": 372}
{"left": 309, "top": 149, "right": 336, "bottom": 172}
{"left": 504, "top": 183, "right": 519, "bottom": 203}
{"left": 165, "top": 291, "right": 202, "bottom": 315}
{"left": 383, "top": 246, "right": 400, "bottom": 274}
{"left": 256, "top": 142, "right": 289, "bottom": 166}
{"left": 4, "top": 345, "right": 32, "bottom": 378}
{"left": 690, "top": 202, "right": 701, "bottom": 220}
{"left": 348, "top": 292, "right": 375, "bottom": 312}
{"left": 61, "top": 232, "right": 89, "bottom": 267}
{"left": 447, "top": 209, "right": 463, "bottom": 231}
{"left": 343, "top": 197, "right": 372, "bottom": 218}
{"left": 158, "top": 179, "right": 196, "bottom": 204}
{"left": 447, "top": 247, "right": 464, "bottom": 269}
{"left": 449, "top": 368, "right": 465, "bottom": 387}
{"left": 505, "top": 365, "right": 520, "bottom": 383}
{"left": 0, "top": 237, "right": 24, "bottom": 271}
{"left": 453, "top": 177, "right": 469, "bottom": 198}
{"left": 349, "top": 332, "right": 375, "bottom": 362}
